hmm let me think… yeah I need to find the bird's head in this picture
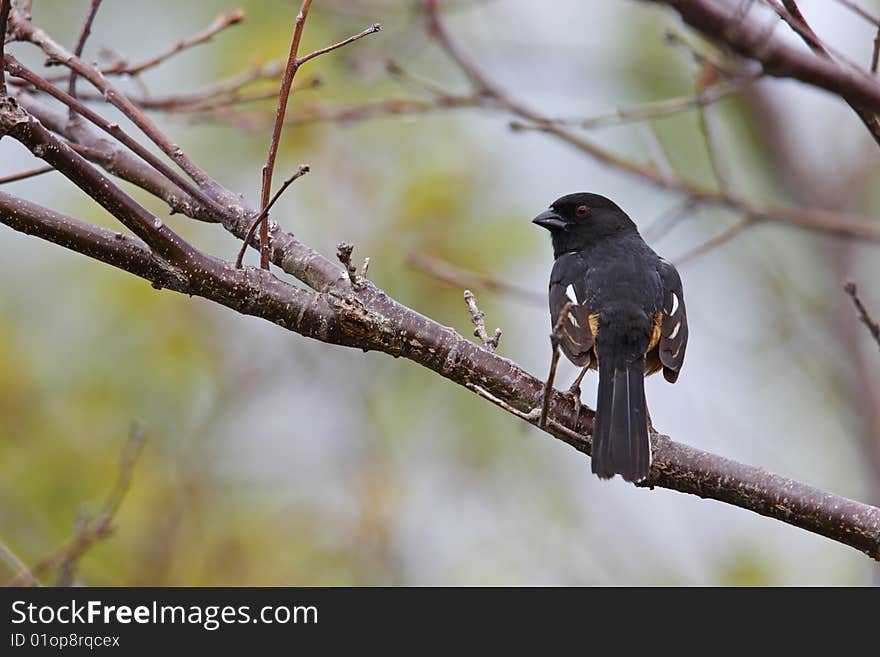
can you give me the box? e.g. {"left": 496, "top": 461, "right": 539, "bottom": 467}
{"left": 532, "top": 192, "right": 637, "bottom": 257}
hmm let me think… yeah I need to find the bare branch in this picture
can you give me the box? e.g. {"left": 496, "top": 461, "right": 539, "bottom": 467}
{"left": 0, "top": 0, "right": 10, "bottom": 96}
{"left": 408, "top": 252, "right": 543, "bottom": 305}
{"left": 235, "top": 164, "right": 310, "bottom": 269}
{"left": 0, "top": 536, "right": 38, "bottom": 586}
{"left": 13, "top": 93, "right": 209, "bottom": 219}
{"left": 3, "top": 188, "right": 880, "bottom": 560}
{"left": 0, "top": 163, "right": 54, "bottom": 184}
{"left": 2, "top": 1, "right": 879, "bottom": 568}
{"left": 422, "top": 2, "right": 880, "bottom": 245}
{"left": 11, "top": 12, "right": 230, "bottom": 198}
{"left": 833, "top": 0, "right": 880, "bottom": 28}
{"left": 296, "top": 22, "right": 381, "bottom": 67}
{"left": 873, "top": 27, "right": 880, "bottom": 74}
{"left": 258, "top": 3, "right": 380, "bottom": 269}
{"left": 120, "top": 9, "right": 245, "bottom": 76}
{"left": 674, "top": 215, "right": 759, "bottom": 266}
{"left": 845, "top": 282, "right": 880, "bottom": 351}
{"left": 12, "top": 90, "right": 343, "bottom": 293}
{"left": 0, "top": 190, "right": 187, "bottom": 287}
{"left": 512, "top": 121, "right": 880, "bottom": 243}
{"left": 1, "top": 97, "right": 200, "bottom": 264}
{"left": 67, "top": 0, "right": 103, "bottom": 106}
{"left": 4, "top": 55, "right": 226, "bottom": 216}
{"left": 336, "top": 241, "right": 361, "bottom": 288}
{"left": 649, "top": 1, "right": 880, "bottom": 114}
{"left": 200, "top": 93, "right": 478, "bottom": 129}
{"left": 13, "top": 422, "right": 147, "bottom": 586}
{"left": 463, "top": 290, "right": 501, "bottom": 352}
{"left": 259, "top": 0, "right": 314, "bottom": 269}
{"left": 536, "top": 76, "right": 759, "bottom": 130}
{"left": 775, "top": 0, "right": 880, "bottom": 146}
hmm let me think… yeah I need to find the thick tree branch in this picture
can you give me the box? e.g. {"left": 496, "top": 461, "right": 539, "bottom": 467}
{"left": 0, "top": 97, "right": 197, "bottom": 264}
{"left": 10, "top": 10, "right": 228, "bottom": 199}
{"left": 4, "top": 55, "right": 226, "bottom": 216}
{"left": 648, "top": 0, "right": 880, "bottom": 114}
{"left": 776, "top": 0, "right": 880, "bottom": 147}
{"left": 2, "top": 188, "right": 879, "bottom": 560}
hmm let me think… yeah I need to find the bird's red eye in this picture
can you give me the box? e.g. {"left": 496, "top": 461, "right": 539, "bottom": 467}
{"left": 576, "top": 205, "right": 590, "bottom": 217}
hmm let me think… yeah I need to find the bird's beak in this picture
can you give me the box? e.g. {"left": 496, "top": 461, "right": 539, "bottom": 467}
{"left": 532, "top": 209, "right": 568, "bottom": 231}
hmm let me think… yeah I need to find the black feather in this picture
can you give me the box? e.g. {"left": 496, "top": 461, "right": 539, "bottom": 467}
{"left": 592, "top": 354, "right": 650, "bottom": 482}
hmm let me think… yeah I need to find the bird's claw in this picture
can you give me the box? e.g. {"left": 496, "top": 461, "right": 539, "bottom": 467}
{"left": 537, "top": 393, "right": 550, "bottom": 429}
{"left": 565, "top": 384, "right": 582, "bottom": 423}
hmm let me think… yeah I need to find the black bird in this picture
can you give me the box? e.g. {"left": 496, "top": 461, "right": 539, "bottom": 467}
{"left": 533, "top": 193, "right": 688, "bottom": 482}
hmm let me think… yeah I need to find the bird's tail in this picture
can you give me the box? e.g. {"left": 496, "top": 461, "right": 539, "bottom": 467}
{"left": 592, "top": 352, "right": 650, "bottom": 482}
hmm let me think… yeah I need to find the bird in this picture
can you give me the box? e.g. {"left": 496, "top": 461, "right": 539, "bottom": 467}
{"left": 532, "top": 193, "right": 688, "bottom": 483}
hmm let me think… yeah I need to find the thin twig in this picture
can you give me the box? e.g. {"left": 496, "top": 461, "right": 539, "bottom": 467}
{"left": 506, "top": 121, "right": 880, "bottom": 242}
{"left": 64, "top": 73, "right": 321, "bottom": 114}
{"left": 11, "top": 13, "right": 229, "bottom": 197}
{"left": 55, "top": 510, "right": 90, "bottom": 586}
{"left": 258, "top": 4, "right": 380, "bottom": 268}
{"left": 297, "top": 22, "right": 381, "bottom": 66}
{"left": 4, "top": 54, "right": 226, "bottom": 217}
{"left": 408, "top": 252, "right": 543, "bottom": 305}
{"left": 235, "top": 164, "right": 310, "bottom": 268}
{"left": 845, "top": 282, "right": 880, "bottom": 351}
{"left": 67, "top": 0, "right": 103, "bottom": 110}
{"left": 663, "top": 28, "right": 740, "bottom": 79}
{"left": 9, "top": 422, "right": 147, "bottom": 586}
{"left": 873, "top": 26, "right": 880, "bottom": 74}
{"left": 466, "top": 382, "right": 587, "bottom": 444}
{"left": 643, "top": 198, "right": 700, "bottom": 243}
{"left": 259, "top": 0, "right": 314, "bottom": 269}
{"left": 463, "top": 289, "right": 501, "bottom": 352}
{"left": 695, "top": 71, "right": 733, "bottom": 193}
{"left": 200, "top": 93, "right": 477, "bottom": 130}
{"left": 121, "top": 9, "right": 245, "bottom": 76}
{"left": 0, "top": 537, "right": 39, "bottom": 586}
{"left": 674, "top": 215, "right": 759, "bottom": 266}
{"left": 0, "top": 163, "right": 55, "bottom": 184}
{"left": 833, "top": 0, "right": 880, "bottom": 28}
{"left": 0, "top": 0, "right": 10, "bottom": 96}
{"left": 639, "top": 122, "right": 676, "bottom": 180}
{"left": 537, "top": 76, "right": 758, "bottom": 130}
{"left": 336, "top": 241, "right": 360, "bottom": 287}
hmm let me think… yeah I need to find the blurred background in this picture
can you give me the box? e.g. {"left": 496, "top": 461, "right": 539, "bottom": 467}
{"left": 1, "top": 0, "right": 879, "bottom": 585}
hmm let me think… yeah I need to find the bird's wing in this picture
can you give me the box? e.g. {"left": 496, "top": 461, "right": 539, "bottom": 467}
{"left": 549, "top": 262, "right": 594, "bottom": 368}
{"left": 658, "top": 259, "right": 688, "bottom": 382}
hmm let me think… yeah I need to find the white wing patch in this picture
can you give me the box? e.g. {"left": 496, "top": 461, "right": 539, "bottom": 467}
{"left": 668, "top": 291, "right": 679, "bottom": 316}
{"left": 565, "top": 284, "right": 578, "bottom": 304}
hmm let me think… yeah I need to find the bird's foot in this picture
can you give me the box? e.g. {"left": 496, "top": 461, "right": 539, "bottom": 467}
{"left": 564, "top": 382, "right": 583, "bottom": 423}
{"left": 537, "top": 391, "right": 551, "bottom": 429}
